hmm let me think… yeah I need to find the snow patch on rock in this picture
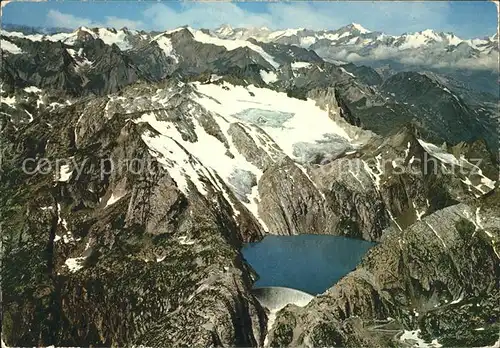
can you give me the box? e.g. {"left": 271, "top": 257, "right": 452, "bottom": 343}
{"left": 399, "top": 329, "right": 442, "bottom": 347}
{"left": 58, "top": 164, "right": 72, "bottom": 182}
{"left": 1, "top": 39, "right": 23, "bottom": 54}
{"left": 153, "top": 35, "right": 178, "bottom": 62}
{"left": 291, "top": 61, "right": 311, "bottom": 70}
{"left": 260, "top": 70, "right": 278, "bottom": 84}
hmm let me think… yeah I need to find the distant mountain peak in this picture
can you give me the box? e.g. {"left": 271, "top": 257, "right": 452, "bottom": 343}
{"left": 216, "top": 24, "right": 234, "bottom": 36}
{"left": 350, "top": 23, "right": 371, "bottom": 34}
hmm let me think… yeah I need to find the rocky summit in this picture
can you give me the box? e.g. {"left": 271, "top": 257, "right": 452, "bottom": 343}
{"left": 0, "top": 22, "right": 499, "bottom": 348}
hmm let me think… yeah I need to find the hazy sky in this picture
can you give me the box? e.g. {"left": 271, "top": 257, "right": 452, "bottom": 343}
{"left": 2, "top": 1, "right": 498, "bottom": 39}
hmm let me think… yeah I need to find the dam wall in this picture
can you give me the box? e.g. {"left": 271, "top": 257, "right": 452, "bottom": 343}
{"left": 252, "top": 286, "right": 314, "bottom": 312}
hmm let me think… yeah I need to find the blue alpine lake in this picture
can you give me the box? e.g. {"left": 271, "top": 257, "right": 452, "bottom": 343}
{"left": 242, "top": 235, "right": 375, "bottom": 295}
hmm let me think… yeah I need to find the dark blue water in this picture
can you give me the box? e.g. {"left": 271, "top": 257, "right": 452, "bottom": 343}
{"left": 242, "top": 235, "right": 375, "bottom": 295}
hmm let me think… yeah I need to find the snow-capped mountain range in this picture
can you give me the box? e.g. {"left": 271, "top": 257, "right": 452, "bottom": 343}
{"left": 1, "top": 22, "right": 498, "bottom": 71}
{"left": 215, "top": 23, "right": 496, "bottom": 51}
{"left": 213, "top": 23, "right": 499, "bottom": 71}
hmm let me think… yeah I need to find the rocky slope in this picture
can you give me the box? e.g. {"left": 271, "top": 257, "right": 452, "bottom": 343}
{"left": 1, "top": 79, "right": 269, "bottom": 346}
{"left": 1, "top": 24, "right": 498, "bottom": 347}
{"left": 267, "top": 193, "right": 500, "bottom": 347}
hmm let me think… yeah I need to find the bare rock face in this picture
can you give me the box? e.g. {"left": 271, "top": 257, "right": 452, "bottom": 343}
{"left": 311, "top": 157, "right": 389, "bottom": 241}
{"left": 227, "top": 123, "right": 282, "bottom": 170}
{"left": 75, "top": 29, "right": 95, "bottom": 42}
{"left": 258, "top": 157, "right": 336, "bottom": 236}
{"left": 268, "top": 199, "right": 500, "bottom": 347}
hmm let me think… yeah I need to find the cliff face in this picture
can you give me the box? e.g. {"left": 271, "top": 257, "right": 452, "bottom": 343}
{"left": 268, "top": 198, "right": 500, "bottom": 347}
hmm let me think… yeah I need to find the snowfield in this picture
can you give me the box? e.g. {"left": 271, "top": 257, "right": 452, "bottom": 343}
{"left": 193, "top": 82, "right": 351, "bottom": 157}
{"left": 132, "top": 82, "right": 352, "bottom": 228}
